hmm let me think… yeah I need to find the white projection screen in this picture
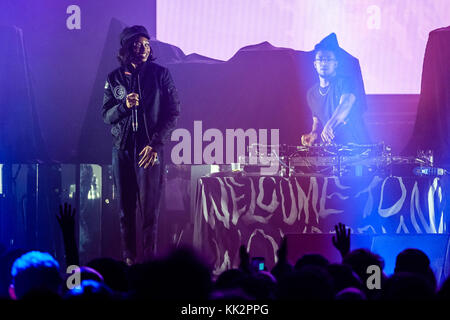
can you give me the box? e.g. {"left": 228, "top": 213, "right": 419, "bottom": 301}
{"left": 157, "top": 0, "right": 450, "bottom": 94}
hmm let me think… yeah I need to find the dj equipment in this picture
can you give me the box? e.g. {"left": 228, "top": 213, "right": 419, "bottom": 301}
{"left": 390, "top": 155, "right": 439, "bottom": 177}
{"left": 237, "top": 144, "right": 290, "bottom": 176}
{"left": 236, "top": 142, "right": 440, "bottom": 178}
{"left": 288, "top": 143, "right": 391, "bottom": 177}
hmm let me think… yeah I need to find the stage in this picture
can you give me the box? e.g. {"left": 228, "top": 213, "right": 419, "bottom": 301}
{"left": 192, "top": 174, "right": 449, "bottom": 280}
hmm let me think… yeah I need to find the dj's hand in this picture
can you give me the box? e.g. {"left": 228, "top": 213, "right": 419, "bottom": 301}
{"left": 138, "top": 145, "right": 158, "bottom": 168}
{"left": 321, "top": 123, "right": 335, "bottom": 144}
{"left": 126, "top": 93, "right": 139, "bottom": 109}
{"left": 301, "top": 132, "right": 318, "bottom": 146}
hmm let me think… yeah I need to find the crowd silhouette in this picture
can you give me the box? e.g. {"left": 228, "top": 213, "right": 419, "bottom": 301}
{"left": 0, "top": 203, "right": 449, "bottom": 301}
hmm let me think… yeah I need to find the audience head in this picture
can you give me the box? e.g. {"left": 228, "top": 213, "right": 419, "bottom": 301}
{"left": 159, "top": 247, "right": 212, "bottom": 299}
{"left": 326, "top": 263, "right": 364, "bottom": 294}
{"left": 343, "top": 249, "right": 384, "bottom": 282}
{"left": 130, "top": 247, "right": 212, "bottom": 300}
{"left": 277, "top": 265, "right": 334, "bottom": 300}
{"left": 395, "top": 248, "right": 436, "bottom": 291}
{"left": 382, "top": 272, "right": 435, "bottom": 300}
{"left": 335, "top": 287, "right": 367, "bottom": 300}
{"left": 78, "top": 266, "right": 104, "bottom": 283}
{"left": 210, "top": 287, "right": 253, "bottom": 300}
{"left": 241, "top": 271, "right": 277, "bottom": 300}
{"left": 214, "top": 268, "right": 247, "bottom": 291}
{"left": 342, "top": 248, "right": 386, "bottom": 300}
{"left": 10, "top": 251, "right": 62, "bottom": 300}
{"left": 294, "top": 253, "right": 329, "bottom": 271}
{"left": 213, "top": 268, "right": 278, "bottom": 300}
{"left": 270, "top": 261, "right": 293, "bottom": 283}
{"left": 437, "top": 276, "right": 450, "bottom": 300}
{"left": 65, "top": 280, "right": 114, "bottom": 300}
{"left": 87, "top": 257, "right": 128, "bottom": 292}
{"left": 395, "top": 248, "right": 430, "bottom": 274}
{"left": 0, "top": 248, "right": 28, "bottom": 299}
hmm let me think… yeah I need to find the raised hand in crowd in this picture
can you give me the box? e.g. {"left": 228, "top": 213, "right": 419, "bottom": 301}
{"left": 271, "top": 236, "right": 293, "bottom": 281}
{"left": 277, "top": 236, "right": 288, "bottom": 264}
{"left": 56, "top": 202, "right": 79, "bottom": 267}
{"left": 332, "top": 222, "right": 351, "bottom": 259}
{"left": 238, "top": 245, "right": 251, "bottom": 274}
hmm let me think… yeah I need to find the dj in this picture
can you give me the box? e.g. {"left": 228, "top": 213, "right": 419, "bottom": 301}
{"left": 301, "top": 44, "right": 370, "bottom": 146}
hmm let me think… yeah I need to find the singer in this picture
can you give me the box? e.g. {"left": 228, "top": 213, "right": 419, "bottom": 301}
{"left": 301, "top": 41, "right": 370, "bottom": 146}
{"left": 102, "top": 25, "right": 180, "bottom": 265}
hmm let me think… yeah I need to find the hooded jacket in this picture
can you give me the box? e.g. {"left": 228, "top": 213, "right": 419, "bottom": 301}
{"left": 102, "top": 61, "right": 180, "bottom": 152}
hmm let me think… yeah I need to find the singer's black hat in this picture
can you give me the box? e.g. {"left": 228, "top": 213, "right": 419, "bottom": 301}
{"left": 120, "top": 25, "right": 150, "bottom": 46}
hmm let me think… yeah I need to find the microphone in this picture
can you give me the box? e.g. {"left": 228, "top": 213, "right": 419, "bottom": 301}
{"left": 131, "top": 73, "right": 139, "bottom": 132}
{"left": 413, "top": 166, "right": 447, "bottom": 176}
{"left": 132, "top": 107, "right": 138, "bottom": 132}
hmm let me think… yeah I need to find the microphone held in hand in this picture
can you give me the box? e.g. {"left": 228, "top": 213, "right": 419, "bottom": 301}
{"left": 132, "top": 107, "right": 138, "bottom": 132}
{"left": 131, "top": 73, "right": 140, "bottom": 132}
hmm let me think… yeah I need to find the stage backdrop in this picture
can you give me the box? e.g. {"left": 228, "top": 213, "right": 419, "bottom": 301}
{"left": 0, "top": 1, "right": 428, "bottom": 162}
{"left": 405, "top": 26, "right": 450, "bottom": 166}
{"left": 78, "top": 32, "right": 366, "bottom": 164}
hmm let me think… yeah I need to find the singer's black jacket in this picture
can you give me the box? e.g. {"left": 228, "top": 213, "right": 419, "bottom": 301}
{"left": 102, "top": 61, "right": 180, "bottom": 152}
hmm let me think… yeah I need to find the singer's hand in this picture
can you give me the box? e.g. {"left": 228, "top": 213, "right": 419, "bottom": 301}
{"left": 138, "top": 146, "right": 158, "bottom": 169}
{"left": 126, "top": 93, "right": 139, "bottom": 109}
